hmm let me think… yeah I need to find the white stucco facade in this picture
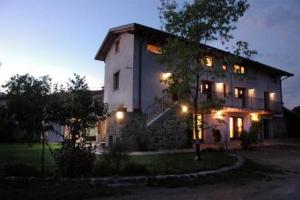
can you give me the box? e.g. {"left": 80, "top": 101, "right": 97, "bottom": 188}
{"left": 96, "top": 23, "right": 292, "bottom": 147}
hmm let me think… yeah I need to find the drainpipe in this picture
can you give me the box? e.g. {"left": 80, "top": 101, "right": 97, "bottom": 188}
{"left": 138, "top": 38, "right": 144, "bottom": 111}
{"left": 280, "top": 76, "right": 290, "bottom": 107}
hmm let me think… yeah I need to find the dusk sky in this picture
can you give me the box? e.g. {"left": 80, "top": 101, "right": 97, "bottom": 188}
{"left": 0, "top": 0, "right": 299, "bottom": 108}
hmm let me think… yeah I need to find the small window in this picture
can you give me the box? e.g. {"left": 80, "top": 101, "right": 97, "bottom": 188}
{"left": 235, "top": 87, "right": 244, "bottom": 98}
{"left": 222, "top": 64, "right": 227, "bottom": 71}
{"left": 115, "top": 40, "right": 120, "bottom": 53}
{"left": 113, "top": 71, "right": 120, "bottom": 90}
{"left": 234, "top": 64, "right": 245, "bottom": 74}
{"left": 205, "top": 56, "right": 213, "bottom": 67}
{"left": 147, "top": 44, "right": 162, "bottom": 54}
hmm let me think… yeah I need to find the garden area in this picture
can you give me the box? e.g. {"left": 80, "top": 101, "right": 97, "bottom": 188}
{"left": 0, "top": 143, "right": 236, "bottom": 177}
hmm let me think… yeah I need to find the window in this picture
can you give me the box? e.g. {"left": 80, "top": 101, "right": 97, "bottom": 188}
{"left": 193, "top": 114, "right": 203, "bottom": 140}
{"left": 235, "top": 87, "right": 244, "bottom": 98}
{"left": 115, "top": 40, "right": 120, "bottom": 53}
{"left": 147, "top": 44, "right": 162, "bottom": 54}
{"left": 215, "top": 83, "right": 226, "bottom": 97}
{"left": 234, "top": 64, "right": 245, "bottom": 74}
{"left": 205, "top": 56, "right": 213, "bottom": 67}
{"left": 222, "top": 64, "right": 227, "bottom": 71}
{"left": 113, "top": 71, "right": 120, "bottom": 90}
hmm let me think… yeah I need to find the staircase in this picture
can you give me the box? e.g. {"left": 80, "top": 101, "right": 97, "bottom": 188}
{"left": 144, "top": 96, "right": 173, "bottom": 126}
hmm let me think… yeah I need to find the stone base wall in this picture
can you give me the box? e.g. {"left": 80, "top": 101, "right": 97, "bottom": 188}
{"left": 105, "top": 107, "right": 192, "bottom": 151}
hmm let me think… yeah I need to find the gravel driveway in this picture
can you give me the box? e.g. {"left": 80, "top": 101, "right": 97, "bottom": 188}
{"left": 101, "top": 145, "right": 300, "bottom": 200}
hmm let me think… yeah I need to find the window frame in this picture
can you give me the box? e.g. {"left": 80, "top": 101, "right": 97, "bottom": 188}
{"left": 113, "top": 71, "right": 120, "bottom": 91}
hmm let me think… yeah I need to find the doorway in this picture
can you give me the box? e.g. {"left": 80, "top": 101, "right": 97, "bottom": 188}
{"left": 263, "top": 119, "right": 270, "bottom": 139}
{"left": 229, "top": 117, "right": 244, "bottom": 139}
{"left": 201, "top": 81, "right": 212, "bottom": 100}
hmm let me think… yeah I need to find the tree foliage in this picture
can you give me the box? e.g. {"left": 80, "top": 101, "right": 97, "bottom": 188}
{"left": 158, "top": 0, "right": 257, "bottom": 159}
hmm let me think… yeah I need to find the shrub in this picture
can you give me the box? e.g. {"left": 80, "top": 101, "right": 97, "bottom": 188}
{"left": 54, "top": 140, "right": 96, "bottom": 177}
{"left": 239, "top": 129, "right": 258, "bottom": 149}
{"left": 102, "top": 141, "right": 129, "bottom": 172}
{"left": 212, "top": 129, "right": 222, "bottom": 143}
{"left": 120, "top": 162, "right": 148, "bottom": 176}
{"left": 1, "top": 164, "right": 40, "bottom": 177}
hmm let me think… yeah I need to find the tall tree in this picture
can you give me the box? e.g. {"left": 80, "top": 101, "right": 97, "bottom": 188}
{"left": 158, "top": 0, "right": 256, "bottom": 160}
{"left": 3, "top": 74, "right": 52, "bottom": 176}
{"left": 49, "top": 74, "right": 108, "bottom": 177}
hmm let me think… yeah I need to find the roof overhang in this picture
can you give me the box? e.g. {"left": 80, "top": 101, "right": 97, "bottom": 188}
{"left": 95, "top": 23, "right": 294, "bottom": 77}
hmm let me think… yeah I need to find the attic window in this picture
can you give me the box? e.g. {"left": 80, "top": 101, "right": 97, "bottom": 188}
{"left": 222, "top": 64, "right": 227, "bottom": 71}
{"left": 234, "top": 64, "right": 245, "bottom": 74}
{"left": 205, "top": 56, "right": 213, "bottom": 67}
{"left": 147, "top": 44, "right": 162, "bottom": 54}
{"left": 115, "top": 40, "right": 120, "bottom": 53}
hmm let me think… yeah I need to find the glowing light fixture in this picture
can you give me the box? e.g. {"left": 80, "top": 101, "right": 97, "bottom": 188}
{"left": 250, "top": 113, "right": 260, "bottom": 122}
{"left": 161, "top": 72, "right": 171, "bottom": 81}
{"left": 270, "top": 92, "right": 276, "bottom": 100}
{"left": 116, "top": 111, "right": 124, "bottom": 120}
{"left": 181, "top": 105, "right": 188, "bottom": 113}
{"left": 215, "top": 110, "right": 224, "bottom": 119}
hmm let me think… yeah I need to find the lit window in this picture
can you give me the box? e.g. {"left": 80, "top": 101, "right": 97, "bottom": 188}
{"left": 229, "top": 117, "right": 234, "bottom": 139}
{"left": 235, "top": 88, "right": 244, "bottom": 98}
{"left": 234, "top": 64, "right": 245, "bottom": 74}
{"left": 237, "top": 117, "right": 243, "bottom": 135}
{"left": 205, "top": 56, "right": 213, "bottom": 67}
{"left": 193, "top": 114, "right": 203, "bottom": 140}
{"left": 222, "top": 64, "right": 227, "bottom": 71}
{"left": 113, "top": 71, "right": 120, "bottom": 90}
{"left": 147, "top": 44, "right": 162, "bottom": 54}
{"left": 216, "top": 82, "right": 226, "bottom": 96}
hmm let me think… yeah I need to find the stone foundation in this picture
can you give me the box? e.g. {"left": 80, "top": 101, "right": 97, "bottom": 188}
{"left": 105, "top": 107, "right": 192, "bottom": 151}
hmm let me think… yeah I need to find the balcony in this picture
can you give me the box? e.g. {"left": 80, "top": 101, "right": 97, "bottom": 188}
{"left": 198, "top": 91, "right": 282, "bottom": 113}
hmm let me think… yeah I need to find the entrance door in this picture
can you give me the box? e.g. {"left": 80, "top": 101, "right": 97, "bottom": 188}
{"left": 229, "top": 117, "right": 244, "bottom": 139}
{"left": 193, "top": 114, "right": 203, "bottom": 141}
{"left": 263, "top": 119, "right": 270, "bottom": 139}
{"left": 264, "top": 92, "right": 270, "bottom": 111}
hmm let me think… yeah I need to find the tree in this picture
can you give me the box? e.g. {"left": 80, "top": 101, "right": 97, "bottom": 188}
{"left": 158, "top": 0, "right": 256, "bottom": 160}
{"left": 3, "top": 74, "right": 52, "bottom": 176}
{"left": 50, "top": 74, "right": 108, "bottom": 177}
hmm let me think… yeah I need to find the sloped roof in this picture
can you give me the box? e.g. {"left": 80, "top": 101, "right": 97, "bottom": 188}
{"left": 95, "top": 23, "right": 293, "bottom": 77}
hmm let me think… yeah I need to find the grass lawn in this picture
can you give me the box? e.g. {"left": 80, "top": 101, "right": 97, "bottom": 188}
{"left": 0, "top": 143, "right": 61, "bottom": 174}
{"left": 129, "top": 151, "right": 236, "bottom": 175}
{"left": 0, "top": 143, "right": 236, "bottom": 176}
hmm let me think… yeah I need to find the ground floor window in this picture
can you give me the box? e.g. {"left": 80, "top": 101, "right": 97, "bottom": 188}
{"left": 193, "top": 113, "right": 203, "bottom": 140}
{"left": 229, "top": 116, "right": 244, "bottom": 139}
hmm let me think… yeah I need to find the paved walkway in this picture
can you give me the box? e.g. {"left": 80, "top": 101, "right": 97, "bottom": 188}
{"left": 96, "top": 138, "right": 300, "bottom": 155}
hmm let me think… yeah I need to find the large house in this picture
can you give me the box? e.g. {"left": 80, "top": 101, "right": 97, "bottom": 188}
{"left": 95, "top": 23, "right": 293, "bottom": 150}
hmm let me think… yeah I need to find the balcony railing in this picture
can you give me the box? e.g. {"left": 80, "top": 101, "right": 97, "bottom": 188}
{"left": 199, "top": 91, "right": 282, "bottom": 113}
{"left": 144, "top": 91, "right": 282, "bottom": 125}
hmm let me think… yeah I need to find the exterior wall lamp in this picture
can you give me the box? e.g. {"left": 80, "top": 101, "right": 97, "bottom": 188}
{"left": 181, "top": 105, "right": 188, "bottom": 113}
{"left": 250, "top": 113, "right": 260, "bottom": 122}
{"left": 161, "top": 72, "right": 172, "bottom": 81}
{"left": 215, "top": 110, "right": 224, "bottom": 119}
{"left": 116, "top": 107, "right": 126, "bottom": 121}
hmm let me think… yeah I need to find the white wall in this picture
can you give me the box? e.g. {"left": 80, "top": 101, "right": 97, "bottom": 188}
{"left": 104, "top": 33, "right": 135, "bottom": 112}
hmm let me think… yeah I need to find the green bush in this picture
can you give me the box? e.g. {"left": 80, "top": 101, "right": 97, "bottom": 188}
{"left": 54, "top": 140, "right": 96, "bottom": 177}
{"left": 102, "top": 141, "right": 129, "bottom": 172}
{"left": 239, "top": 127, "right": 258, "bottom": 149}
{"left": 1, "top": 164, "right": 40, "bottom": 177}
{"left": 120, "top": 162, "right": 148, "bottom": 176}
